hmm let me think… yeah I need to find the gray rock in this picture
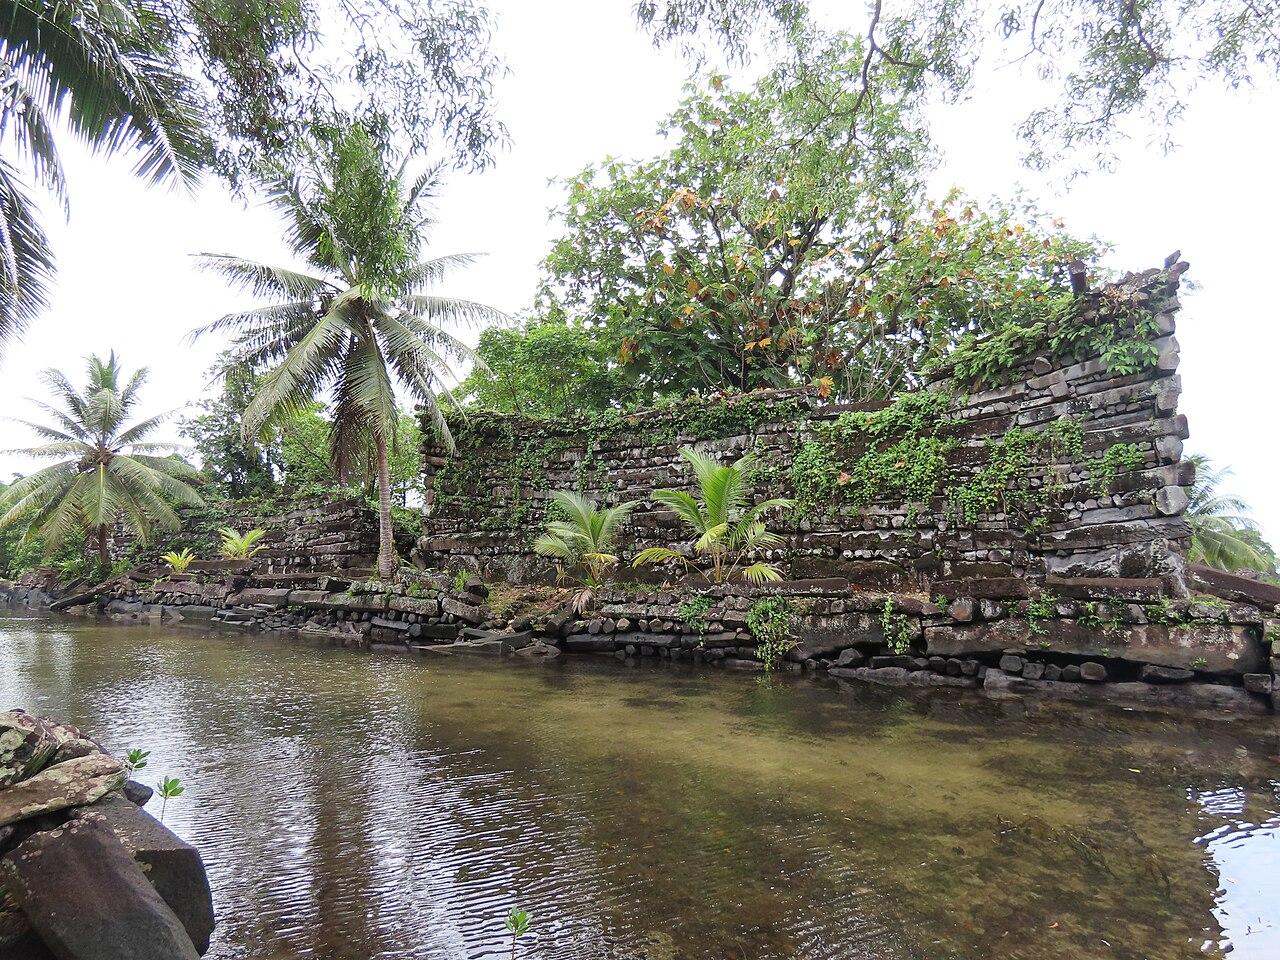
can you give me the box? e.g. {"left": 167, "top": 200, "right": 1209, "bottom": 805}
{"left": 1079, "top": 661, "right": 1108, "bottom": 682}
{"left": 70, "top": 794, "right": 214, "bottom": 952}
{"left": 514, "top": 641, "right": 560, "bottom": 659}
{"left": 1, "top": 817, "right": 200, "bottom": 960}
{"left": 833, "top": 648, "right": 864, "bottom": 668}
{"left": 1139, "top": 664, "right": 1194, "bottom": 684}
{"left": 1021, "top": 661, "right": 1045, "bottom": 681}
{"left": 947, "top": 598, "right": 975, "bottom": 622}
{"left": 1242, "top": 673, "right": 1273, "bottom": 695}
{"left": 123, "top": 780, "right": 154, "bottom": 806}
{"left": 998, "top": 655, "right": 1024, "bottom": 675}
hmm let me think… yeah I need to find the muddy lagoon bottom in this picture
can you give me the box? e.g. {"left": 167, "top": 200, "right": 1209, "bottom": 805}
{"left": 2, "top": 613, "right": 1277, "bottom": 960}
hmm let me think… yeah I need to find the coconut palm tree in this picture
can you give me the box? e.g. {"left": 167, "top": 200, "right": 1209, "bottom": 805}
{"left": 1185, "top": 454, "right": 1278, "bottom": 574}
{"left": 0, "top": 0, "right": 208, "bottom": 352}
{"left": 194, "top": 123, "right": 506, "bottom": 579}
{"left": 534, "top": 490, "right": 635, "bottom": 612}
{"left": 633, "top": 447, "right": 794, "bottom": 584}
{"left": 0, "top": 352, "right": 203, "bottom": 572}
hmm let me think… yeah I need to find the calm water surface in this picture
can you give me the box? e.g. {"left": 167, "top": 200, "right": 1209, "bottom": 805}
{"left": 2, "top": 612, "right": 1278, "bottom": 960}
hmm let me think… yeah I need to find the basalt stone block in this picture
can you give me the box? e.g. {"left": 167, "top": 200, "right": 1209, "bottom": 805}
{"left": 441, "top": 597, "right": 484, "bottom": 624}
{"left": 1139, "top": 664, "right": 1194, "bottom": 684}
{"left": 932, "top": 578, "right": 1030, "bottom": 601}
{"left": 925, "top": 619, "right": 1031, "bottom": 657}
{"left": 1190, "top": 565, "right": 1280, "bottom": 610}
{"left": 998, "top": 655, "right": 1024, "bottom": 675}
{"left": 1, "top": 818, "right": 201, "bottom": 960}
{"left": 1021, "top": 661, "right": 1045, "bottom": 680}
{"left": 947, "top": 599, "right": 975, "bottom": 623}
{"left": 1079, "top": 661, "right": 1107, "bottom": 682}
{"left": 0, "top": 754, "right": 125, "bottom": 829}
{"left": 1043, "top": 575, "right": 1164, "bottom": 602}
{"left": 123, "top": 780, "right": 154, "bottom": 806}
{"left": 69, "top": 794, "right": 214, "bottom": 953}
{"left": 230, "top": 588, "right": 290, "bottom": 607}
{"left": 1242, "top": 673, "right": 1273, "bottom": 695}
{"left": 1, "top": 712, "right": 58, "bottom": 788}
{"left": 833, "top": 648, "right": 865, "bottom": 668}
{"left": 563, "top": 636, "right": 618, "bottom": 653}
{"left": 983, "top": 669, "right": 1269, "bottom": 715}
{"left": 388, "top": 596, "right": 441, "bottom": 617}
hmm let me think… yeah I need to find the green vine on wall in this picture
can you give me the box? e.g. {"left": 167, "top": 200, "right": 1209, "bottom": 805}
{"left": 880, "top": 598, "right": 914, "bottom": 654}
{"left": 940, "top": 281, "right": 1166, "bottom": 388}
{"left": 678, "top": 593, "right": 715, "bottom": 643}
{"left": 429, "top": 393, "right": 806, "bottom": 531}
{"left": 747, "top": 596, "right": 795, "bottom": 670}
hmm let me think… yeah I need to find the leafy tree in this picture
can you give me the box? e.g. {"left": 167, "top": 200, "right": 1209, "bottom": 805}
{"left": 456, "top": 317, "right": 629, "bottom": 417}
{"left": 181, "top": 355, "right": 280, "bottom": 497}
{"left": 167, "top": 0, "right": 508, "bottom": 182}
{"left": 0, "top": 353, "right": 203, "bottom": 572}
{"left": 635, "top": 0, "right": 1280, "bottom": 170}
{"left": 539, "top": 52, "right": 1097, "bottom": 404}
{"left": 1186, "top": 454, "right": 1279, "bottom": 575}
{"left": 0, "top": 0, "right": 208, "bottom": 354}
{"left": 533, "top": 490, "right": 635, "bottom": 612}
{"left": 633, "top": 447, "right": 793, "bottom": 584}
{"left": 195, "top": 122, "right": 504, "bottom": 578}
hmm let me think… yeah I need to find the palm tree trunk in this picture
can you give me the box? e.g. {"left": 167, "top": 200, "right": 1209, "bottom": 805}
{"left": 374, "top": 433, "right": 397, "bottom": 579}
{"left": 97, "top": 524, "right": 109, "bottom": 576}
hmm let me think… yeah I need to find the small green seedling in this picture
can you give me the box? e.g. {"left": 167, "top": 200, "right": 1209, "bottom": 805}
{"left": 124, "top": 749, "right": 150, "bottom": 776}
{"left": 505, "top": 907, "right": 530, "bottom": 959}
{"left": 156, "top": 776, "right": 185, "bottom": 823}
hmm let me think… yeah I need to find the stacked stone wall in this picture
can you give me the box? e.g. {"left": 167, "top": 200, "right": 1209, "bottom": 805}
{"left": 415, "top": 264, "right": 1193, "bottom": 595}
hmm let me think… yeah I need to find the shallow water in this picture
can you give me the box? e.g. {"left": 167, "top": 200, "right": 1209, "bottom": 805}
{"left": 2, "top": 613, "right": 1278, "bottom": 960}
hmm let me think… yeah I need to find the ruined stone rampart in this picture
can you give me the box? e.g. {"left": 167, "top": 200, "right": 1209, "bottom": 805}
{"left": 416, "top": 263, "right": 1193, "bottom": 595}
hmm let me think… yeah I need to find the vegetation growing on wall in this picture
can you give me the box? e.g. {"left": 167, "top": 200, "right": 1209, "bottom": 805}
{"left": 747, "top": 597, "right": 794, "bottom": 670}
{"left": 789, "top": 388, "right": 1106, "bottom": 529}
{"left": 428, "top": 392, "right": 807, "bottom": 532}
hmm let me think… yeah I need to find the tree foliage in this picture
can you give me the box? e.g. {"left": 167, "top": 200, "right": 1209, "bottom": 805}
{"left": 536, "top": 53, "right": 1097, "bottom": 405}
{"left": 181, "top": 355, "right": 279, "bottom": 497}
{"left": 534, "top": 490, "right": 635, "bottom": 612}
{"left": 0, "top": 0, "right": 208, "bottom": 354}
{"left": 1186, "top": 454, "right": 1278, "bottom": 576}
{"left": 634, "top": 0, "right": 1280, "bottom": 170}
{"left": 0, "top": 352, "right": 203, "bottom": 570}
{"left": 456, "top": 318, "right": 628, "bottom": 417}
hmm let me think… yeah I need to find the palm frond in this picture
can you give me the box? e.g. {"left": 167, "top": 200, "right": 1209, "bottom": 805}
{"left": 0, "top": 159, "right": 55, "bottom": 350}
{"left": 195, "top": 255, "right": 334, "bottom": 302}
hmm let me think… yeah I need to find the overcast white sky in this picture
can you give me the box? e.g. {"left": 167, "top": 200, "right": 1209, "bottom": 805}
{"left": 3, "top": 1, "right": 1277, "bottom": 538}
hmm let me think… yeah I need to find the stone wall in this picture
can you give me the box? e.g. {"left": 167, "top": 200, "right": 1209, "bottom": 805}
{"left": 46, "top": 566, "right": 1277, "bottom": 716}
{"left": 415, "top": 262, "right": 1193, "bottom": 595}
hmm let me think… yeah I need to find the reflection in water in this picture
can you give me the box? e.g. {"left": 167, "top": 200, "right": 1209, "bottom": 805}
{"left": 1193, "top": 785, "right": 1280, "bottom": 956}
{"left": 2, "top": 613, "right": 1278, "bottom": 960}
